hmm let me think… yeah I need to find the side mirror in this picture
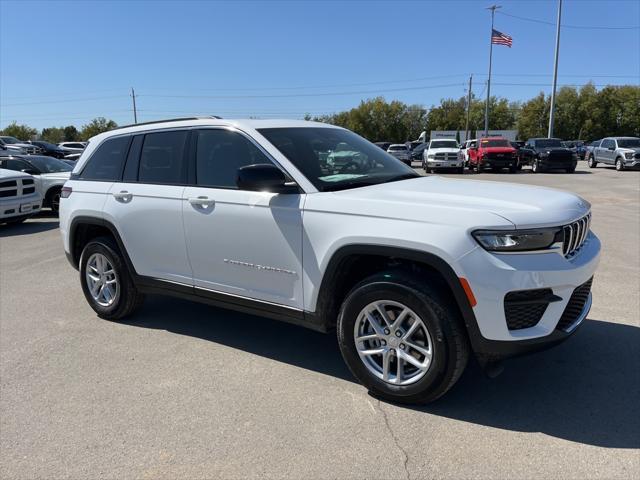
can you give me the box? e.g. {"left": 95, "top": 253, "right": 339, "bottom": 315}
{"left": 237, "top": 164, "right": 298, "bottom": 193}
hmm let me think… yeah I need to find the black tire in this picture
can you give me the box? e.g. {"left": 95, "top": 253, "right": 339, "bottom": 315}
{"left": 588, "top": 155, "right": 597, "bottom": 168}
{"left": 457, "top": 167, "right": 464, "bottom": 174}
{"left": 509, "top": 165, "right": 517, "bottom": 173}
{"left": 425, "top": 166, "right": 432, "bottom": 174}
{"left": 566, "top": 166, "right": 576, "bottom": 173}
{"left": 46, "top": 187, "right": 62, "bottom": 214}
{"left": 616, "top": 158, "right": 625, "bottom": 171}
{"left": 79, "top": 236, "right": 145, "bottom": 320}
{"left": 337, "top": 271, "right": 470, "bottom": 404}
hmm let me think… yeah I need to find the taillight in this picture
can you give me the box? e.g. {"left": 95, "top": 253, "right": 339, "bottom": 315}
{"left": 61, "top": 186, "right": 72, "bottom": 198}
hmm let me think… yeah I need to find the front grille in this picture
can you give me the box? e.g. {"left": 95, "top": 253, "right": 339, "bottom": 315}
{"left": 634, "top": 152, "right": 640, "bottom": 159}
{"left": 0, "top": 180, "right": 18, "bottom": 198}
{"left": 22, "top": 178, "right": 34, "bottom": 185}
{"left": 562, "top": 213, "right": 591, "bottom": 258}
{"left": 434, "top": 153, "right": 458, "bottom": 160}
{"left": 549, "top": 150, "right": 573, "bottom": 161}
{"left": 504, "top": 288, "right": 556, "bottom": 330}
{"left": 22, "top": 187, "right": 35, "bottom": 195}
{"left": 486, "top": 152, "right": 513, "bottom": 160}
{"left": 556, "top": 278, "right": 593, "bottom": 331}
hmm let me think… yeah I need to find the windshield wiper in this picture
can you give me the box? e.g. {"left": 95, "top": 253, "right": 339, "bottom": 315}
{"left": 321, "top": 179, "right": 379, "bottom": 192}
{"left": 381, "top": 173, "right": 420, "bottom": 184}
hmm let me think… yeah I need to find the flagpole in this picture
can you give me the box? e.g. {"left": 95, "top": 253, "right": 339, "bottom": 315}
{"left": 484, "top": 5, "right": 501, "bottom": 137}
{"left": 484, "top": 5, "right": 500, "bottom": 137}
{"left": 548, "top": 0, "right": 562, "bottom": 138}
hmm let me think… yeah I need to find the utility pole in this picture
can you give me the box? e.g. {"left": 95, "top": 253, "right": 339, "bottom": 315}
{"left": 131, "top": 87, "right": 138, "bottom": 124}
{"left": 465, "top": 75, "right": 473, "bottom": 143}
{"left": 484, "top": 4, "right": 500, "bottom": 137}
{"left": 548, "top": 0, "right": 562, "bottom": 138}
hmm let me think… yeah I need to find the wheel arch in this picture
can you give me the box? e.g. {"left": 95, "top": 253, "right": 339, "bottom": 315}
{"left": 68, "top": 216, "right": 137, "bottom": 276}
{"left": 310, "top": 244, "right": 479, "bottom": 343}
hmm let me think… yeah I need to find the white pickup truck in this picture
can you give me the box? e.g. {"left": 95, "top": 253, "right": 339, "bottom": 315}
{"left": 588, "top": 137, "right": 640, "bottom": 171}
{"left": 422, "top": 139, "right": 464, "bottom": 173}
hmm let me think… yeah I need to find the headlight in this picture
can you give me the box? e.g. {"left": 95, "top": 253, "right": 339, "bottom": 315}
{"left": 427, "top": 154, "right": 435, "bottom": 159}
{"left": 625, "top": 152, "right": 633, "bottom": 159}
{"left": 458, "top": 151, "right": 464, "bottom": 160}
{"left": 472, "top": 227, "right": 562, "bottom": 252}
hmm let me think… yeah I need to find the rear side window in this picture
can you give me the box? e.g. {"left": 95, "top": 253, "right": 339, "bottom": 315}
{"left": 195, "top": 129, "right": 273, "bottom": 189}
{"left": 80, "top": 136, "right": 130, "bottom": 181}
{"left": 139, "top": 130, "right": 189, "bottom": 184}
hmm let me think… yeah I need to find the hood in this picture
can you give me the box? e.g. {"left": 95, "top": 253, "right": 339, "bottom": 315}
{"left": 620, "top": 147, "right": 640, "bottom": 154}
{"left": 40, "top": 171, "right": 71, "bottom": 180}
{"left": 0, "top": 168, "right": 32, "bottom": 179}
{"left": 323, "top": 176, "right": 590, "bottom": 229}
{"left": 480, "top": 146, "right": 515, "bottom": 153}
{"left": 428, "top": 147, "right": 459, "bottom": 154}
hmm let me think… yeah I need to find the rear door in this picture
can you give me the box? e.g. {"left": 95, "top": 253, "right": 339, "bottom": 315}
{"left": 182, "top": 128, "right": 304, "bottom": 309}
{"left": 101, "top": 129, "right": 193, "bottom": 285}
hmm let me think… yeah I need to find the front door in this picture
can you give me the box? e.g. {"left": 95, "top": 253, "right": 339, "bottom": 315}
{"left": 182, "top": 128, "right": 304, "bottom": 309}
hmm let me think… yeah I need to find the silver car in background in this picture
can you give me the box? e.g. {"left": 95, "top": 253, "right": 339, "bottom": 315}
{"left": 386, "top": 144, "right": 411, "bottom": 165}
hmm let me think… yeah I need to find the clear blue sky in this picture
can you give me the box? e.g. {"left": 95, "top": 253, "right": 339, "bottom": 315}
{"left": 1, "top": 0, "right": 638, "bottom": 130}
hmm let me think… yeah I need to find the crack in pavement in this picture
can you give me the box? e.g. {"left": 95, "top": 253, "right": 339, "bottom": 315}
{"left": 377, "top": 400, "right": 411, "bottom": 480}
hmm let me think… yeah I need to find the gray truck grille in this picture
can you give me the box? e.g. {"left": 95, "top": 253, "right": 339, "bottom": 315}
{"left": 562, "top": 213, "right": 591, "bottom": 258}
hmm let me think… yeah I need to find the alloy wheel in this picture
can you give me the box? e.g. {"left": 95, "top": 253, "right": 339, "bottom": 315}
{"left": 353, "top": 300, "right": 433, "bottom": 386}
{"left": 85, "top": 253, "right": 119, "bottom": 307}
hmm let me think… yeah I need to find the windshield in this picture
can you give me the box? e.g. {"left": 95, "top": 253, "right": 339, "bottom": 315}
{"left": 0, "top": 136, "right": 20, "bottom": 144}
{"left": 535, "top": 139, "right": 563, "bottom": 148}
{"left": 27, "top": 156, "right": 72, "bottom": 173}
{"left": 388, "top": 145, "right": 408, "bottom": 151}
{"left": 258, "top": 127, "right": 418, "bottom": 192}
{"left": 481, "top": 139, "right": 511, "bottom": 147}
{"left": 617, "top": 138, "right": 640, "bottom": 148}
{"left": 430, "top": 140, "right": 458, "bottom": 149}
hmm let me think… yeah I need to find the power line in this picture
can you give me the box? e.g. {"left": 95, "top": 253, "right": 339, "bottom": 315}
{"left": 498, "top": 10, "right": 640, "bottom": 30}
{"left": 1, "top": 95, "right": 128, "bottom": 107}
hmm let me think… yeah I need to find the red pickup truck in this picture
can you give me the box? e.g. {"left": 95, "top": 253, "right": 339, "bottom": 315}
{"left": 467, "top": 137, "right": 519, "bottom": 173}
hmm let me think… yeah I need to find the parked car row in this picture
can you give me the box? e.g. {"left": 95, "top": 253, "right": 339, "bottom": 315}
{"left": 0, "top": 149, "right": 73, "bottom": 218}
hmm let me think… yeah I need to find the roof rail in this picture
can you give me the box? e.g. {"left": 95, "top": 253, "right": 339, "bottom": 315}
{"left": 114, "top": 116, "right": 223, "bottom": 130}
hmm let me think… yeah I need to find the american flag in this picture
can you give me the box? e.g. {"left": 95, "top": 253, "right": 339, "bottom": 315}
{"left": 491, "top": 29, "right": 513, "bottom": 47}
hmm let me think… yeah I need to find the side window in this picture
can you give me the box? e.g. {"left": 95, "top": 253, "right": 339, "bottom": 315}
{"left": 601, "top": 139, "right": 612, "bottom": 149}
{"left": 80, "top": 136, "right": 130, "bottom": 181}
{"left": 139, "top": 130, "right": 188, "bottom": 184}
{"left": 195, "top": 129, "right": 274, "bottom": 189}
{"left": 6, "top": 159, "right": 32, "bottom": 172}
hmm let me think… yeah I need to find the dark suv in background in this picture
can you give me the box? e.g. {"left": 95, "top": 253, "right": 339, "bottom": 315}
{"left": 518, "top": 138, "right": 578, "bottom": 173}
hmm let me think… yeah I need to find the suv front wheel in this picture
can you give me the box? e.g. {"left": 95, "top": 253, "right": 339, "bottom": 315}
{"left": 337, "top": 272, "right": 469, "bottom": 404}
{"left": 80, "top": 236, "right": 145, "bottom": 320}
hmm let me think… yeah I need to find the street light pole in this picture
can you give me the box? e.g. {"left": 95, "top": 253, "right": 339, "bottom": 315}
{"left": 484, "top": 4, "right": 500, "bottom": 137}
{"left": 548, "top": 0, "right": 562, "bottom": 138}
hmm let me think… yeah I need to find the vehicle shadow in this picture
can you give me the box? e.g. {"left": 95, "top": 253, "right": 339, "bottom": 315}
{"left": 124, "top": 295, "right": 353, "bottom": 382}
{"left": 419, "top": 318, "right": 640, "bottom": 449}
{"left": 0, "top": 219, "right": 59, "bottom": 237}
{"left": 124, "top": 297, "right": 639, "bottom": 449}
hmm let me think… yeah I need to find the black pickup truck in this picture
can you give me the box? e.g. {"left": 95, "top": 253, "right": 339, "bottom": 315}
{"left": 518, "top": 138, "right": 578, "bottom": 173}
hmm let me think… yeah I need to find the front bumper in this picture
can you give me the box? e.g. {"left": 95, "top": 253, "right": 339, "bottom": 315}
{"left": 457, "top": 231, "right": 600, "bottom": 360}
{"left": 540, "top": 158, "right": 577, "bottom": 169}
{"left": 623, "top": 158, "right": 640, "bottom": 169}
{"left": 0, "top": 197, "right": 42, "bottom": 220}
{"left": 427, "top": 159, "right": 464, "bottom": 169}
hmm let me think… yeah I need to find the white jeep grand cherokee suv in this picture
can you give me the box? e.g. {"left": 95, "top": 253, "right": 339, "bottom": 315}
{"left": 60, "top": 117, "right": 600, "bottom": 404}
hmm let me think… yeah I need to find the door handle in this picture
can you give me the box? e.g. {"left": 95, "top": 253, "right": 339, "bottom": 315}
{"left": 113, "top": 190, "right": 133, "bottom": 202}
{"left": 188, "top": 196, "right": 214, "bottom": 208}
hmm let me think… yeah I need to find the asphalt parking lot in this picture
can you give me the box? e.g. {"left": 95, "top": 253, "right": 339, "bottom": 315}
{"left": 1, "top": 161, "right": 638, "bottom": 479}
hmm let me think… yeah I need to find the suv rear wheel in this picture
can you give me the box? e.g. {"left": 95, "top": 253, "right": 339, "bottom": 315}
{"left": 588, "top": 155, "right": 598, "bottom": 168}
{"left": 80, "top": 236, "right": 145, "bottom": 320}
{"left": 337, "top": 272, "right": 469, "bottom": 404}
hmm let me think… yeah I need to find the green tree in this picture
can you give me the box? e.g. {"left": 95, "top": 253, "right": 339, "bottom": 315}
{"left": 1, "top": 121, "right": 38, "bottom": 140}
{"left": 63, "top": 125, "right": 81, "bottom": 141}
{"left": 41, "top": 127, "right": 65, "bottom": 143}
{"left": 80, "top": 117, "right": 118, "bottom": 140}
{"left": 517, "top": 92, "right": 550, "bottom": 140}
